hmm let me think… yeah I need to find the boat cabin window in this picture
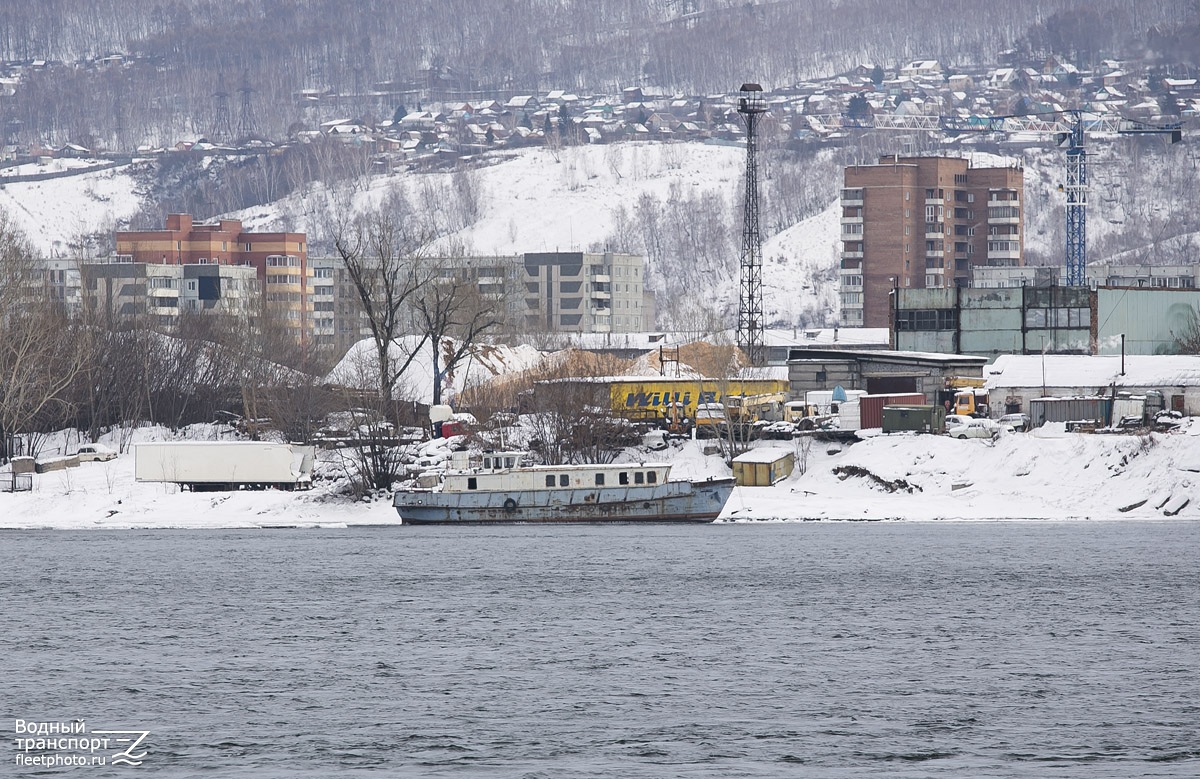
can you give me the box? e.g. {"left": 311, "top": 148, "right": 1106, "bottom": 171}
{"left": 595, "top": 473, "right": 605, "bottom": 486}
{"left": 545, "top": 474, "right": 555, "bottom": 487}
{"left": 634, "top": 471, "right": 645, "bottom": 484}
{"left": 483, "top": 457, "right": 491, "bottom": 469}
{"left": 619, "top": 471, "right": 629, "bottom": 485}
{"left": 505, "top": 457, "right": 515, "bottom": 468}
{"left": 559, "top": 474, "right": 569, "bottom": 487}
{"left": 647, "top": 471, "right": 657, "bottom": 484}
{"left": 467, "top": 477, "right": 477, "bottom": 490}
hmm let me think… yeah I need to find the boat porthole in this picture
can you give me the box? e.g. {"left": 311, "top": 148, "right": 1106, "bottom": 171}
{"left": 503, "top": 498, "right": 517, "bottom": 512}
{"left": 643, "top": 502, "right": 650, "bottom": 509}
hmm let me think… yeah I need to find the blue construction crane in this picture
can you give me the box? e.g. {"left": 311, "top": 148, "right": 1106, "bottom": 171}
{"left": 1054, "top": 111, "right": 1182, "bottom": 285}
{"left": 827, "top": 109, "right": 1186, "bottom": 285}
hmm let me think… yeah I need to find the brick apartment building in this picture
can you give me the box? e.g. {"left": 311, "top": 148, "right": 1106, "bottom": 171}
{"left": 115, "top": 214, "right": 310, "bottom": 336}
{"left": 840, "top": 156, "right": 1023, "bottom": 328}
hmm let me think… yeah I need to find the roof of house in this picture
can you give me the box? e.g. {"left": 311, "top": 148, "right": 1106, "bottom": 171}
{"left": 985, "top": 354, "right": 1200, "bottom": 390}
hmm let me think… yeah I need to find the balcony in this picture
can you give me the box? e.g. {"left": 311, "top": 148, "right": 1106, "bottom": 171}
{"left": 591, "top": 289, "right": 611, "bottom": 300}
{"left": 841, "top": 188, "right": 864, "bottom": 206}
{"left": 841, "top": 250, "right": 864, "bottom": 260}
{"left": 841, "top": 214, "right": 863, "bottom": 225}
{"left": 925, "top": 223, "right": 945, "bottom": 237}
{"left": 592, "top": 273, "right": 611, "bottom": 283}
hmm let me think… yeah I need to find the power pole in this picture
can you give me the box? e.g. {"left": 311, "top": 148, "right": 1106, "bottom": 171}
{"left": 736, "top": 83, "right": 766, "bottom": 366}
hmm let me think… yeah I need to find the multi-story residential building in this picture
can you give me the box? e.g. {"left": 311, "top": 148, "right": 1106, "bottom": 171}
{"left": 115, "top": 213, "right": 310, "bottom": 337}
{"left": 840, "top": 155, "right": 1024, "bottom": 328}
{"left": 523, "top": 252, "right": 650, "bottom": 333}
{"left": 973, "top": 263, "right": 1200, "bottom": 290}
{"left": 308, "top": 256, "right": 343, "bottom": 351}
{"left": 78, "top": 259, "right": 258, "bottom": 329}
{"left": 36, "top": 257, "right": 257, "bottom": 329}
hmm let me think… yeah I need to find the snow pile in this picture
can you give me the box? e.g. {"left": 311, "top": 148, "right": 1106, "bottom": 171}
{"left": 326, "top": 336, "right": 547, "bottom": 404}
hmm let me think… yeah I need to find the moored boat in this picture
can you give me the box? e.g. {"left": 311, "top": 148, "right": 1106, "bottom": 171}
{"left": 392, "top": 450, "right": 734, "bottom": 524}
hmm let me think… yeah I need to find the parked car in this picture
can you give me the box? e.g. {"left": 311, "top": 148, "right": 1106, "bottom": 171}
{"left": 944, "top": 414, "right": 973, "bottom": 433}
{"left": 998, "top": 413, "right": 1031, "bottom": 432}
{"left": 948, "top": 418, "right": 1002, "bottom": 440}
{"left": 76, "top": 443, "right": 117, "bottom": 462}
{"left": 642, "top": 429, "right": 668, "bottom": 451}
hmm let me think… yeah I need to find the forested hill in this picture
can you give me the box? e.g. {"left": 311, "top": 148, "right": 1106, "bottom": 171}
{"left": 1, "top": 1, "right": 1197, "bottom": 150}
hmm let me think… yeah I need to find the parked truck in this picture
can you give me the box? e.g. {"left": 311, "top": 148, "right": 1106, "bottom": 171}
{"left": 937, "top": 376, "right": 989, "bottom": 418}
{"left": 134, "top": 442, "right": 316, "bottom": 491}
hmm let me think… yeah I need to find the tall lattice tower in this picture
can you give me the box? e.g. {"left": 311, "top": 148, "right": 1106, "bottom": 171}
{"left": 236, "top": 72, "right": 258, "bottom": 140}
{"left": 1061, "top": 112, "right": 1088, "bottom": 287}
{"left": 212, "top": 74, "right": 233, "bottom": 143}
{"left": 736, "top": 83, "right": 767, "bottom": 366}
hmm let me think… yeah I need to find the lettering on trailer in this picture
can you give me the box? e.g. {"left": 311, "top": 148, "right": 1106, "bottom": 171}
{"left": 624, "top": 391, "right": 693, "bottom": 408}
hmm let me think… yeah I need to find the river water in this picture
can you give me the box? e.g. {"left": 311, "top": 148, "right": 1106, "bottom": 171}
{"left": 2, "top": 521, "right": 1198, "bottom": 777}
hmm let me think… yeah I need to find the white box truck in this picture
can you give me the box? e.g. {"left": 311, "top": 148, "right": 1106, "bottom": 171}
{"left": 134, "top": 442, "right": 316, "bottom": 491}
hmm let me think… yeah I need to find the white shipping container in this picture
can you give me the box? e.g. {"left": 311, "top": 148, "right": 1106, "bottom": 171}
{"left": 134, "top": 442, "right": 315, "bottom": 489}
{"left": 805, "top": 389, "right": 868, "bottom": 415}
{"left": 838, "top": 401, "right": 861, "bottom": 431}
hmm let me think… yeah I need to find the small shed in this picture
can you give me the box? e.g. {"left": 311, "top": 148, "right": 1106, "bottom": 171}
{"left": 732, "top": 447, "right": 795, "bottom": 487}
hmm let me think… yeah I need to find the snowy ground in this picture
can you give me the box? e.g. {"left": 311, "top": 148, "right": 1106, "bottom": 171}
{"left": 3, "top": 420, "right": 1199, "bottom": 530}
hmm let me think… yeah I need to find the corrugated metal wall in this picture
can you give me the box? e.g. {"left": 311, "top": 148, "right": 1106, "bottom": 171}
{"left": 1096, "top": 289, "right": 1200, "bottom": 355}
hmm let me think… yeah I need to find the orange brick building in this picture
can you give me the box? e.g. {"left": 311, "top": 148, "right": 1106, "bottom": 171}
{"left": 115, "top": 214, "right": 310, "bottom": 335}
{"left": 839, "top": 156, "right": 1023, "bottom": 329}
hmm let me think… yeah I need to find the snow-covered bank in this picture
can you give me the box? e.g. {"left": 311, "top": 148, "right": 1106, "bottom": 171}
{"left": 2, "top": 421, "right": 1199, "bottom": 530}
{"left": 718, "top": 421, "right": 1200, "bottom": 522}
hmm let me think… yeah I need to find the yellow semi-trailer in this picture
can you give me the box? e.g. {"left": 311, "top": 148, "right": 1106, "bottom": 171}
{"left": 607, "top": 378, "right": 789, "bottom": 423}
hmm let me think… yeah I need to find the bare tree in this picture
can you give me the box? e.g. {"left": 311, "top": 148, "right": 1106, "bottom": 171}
{"left": 330, "top": 194, "right": 437, "bottom": 419}
{"left": 1171, "top": 305, "right": 1200, "bottom": 354}
{"left": 517, "top": 351, "right": 642, "bottom": 465}
{"left": 412, "top": 268, "right": 505, "bottom": 406}
{"left": 0, "top": 213, "right": 84, "bottom": 461}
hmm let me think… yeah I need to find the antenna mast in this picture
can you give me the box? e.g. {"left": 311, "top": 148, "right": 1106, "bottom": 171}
{"left": 736, "top": 83, "right": 767, "bottom": 367}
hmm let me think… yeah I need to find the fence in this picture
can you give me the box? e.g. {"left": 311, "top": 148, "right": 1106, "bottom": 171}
{"left": 0, "top": 473, "right": 33, "bottom": 492}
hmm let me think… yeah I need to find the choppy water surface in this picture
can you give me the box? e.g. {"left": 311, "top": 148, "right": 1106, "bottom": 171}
{"left": 2, "top": 521, "right": 1199, "bottom": 777}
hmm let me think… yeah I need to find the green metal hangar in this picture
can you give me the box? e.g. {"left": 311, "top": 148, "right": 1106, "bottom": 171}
{"left": 787, "top": 348, "right": 988, "bottom": 401}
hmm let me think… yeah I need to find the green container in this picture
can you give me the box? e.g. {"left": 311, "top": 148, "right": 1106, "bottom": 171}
{"left": 881, "top": 404, "right": 947, "bottom": 434}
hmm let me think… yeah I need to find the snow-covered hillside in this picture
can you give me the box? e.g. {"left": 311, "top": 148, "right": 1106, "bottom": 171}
{"left": 0, "top": 159, "right": 144, "bottom": 256}
{"left": 3, "top": 139, "right": 1194, "bottom": 330}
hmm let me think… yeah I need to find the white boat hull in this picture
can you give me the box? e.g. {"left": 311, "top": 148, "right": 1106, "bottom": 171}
{"left": 393, "top": 477, "right": 735, "bottom": 524}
